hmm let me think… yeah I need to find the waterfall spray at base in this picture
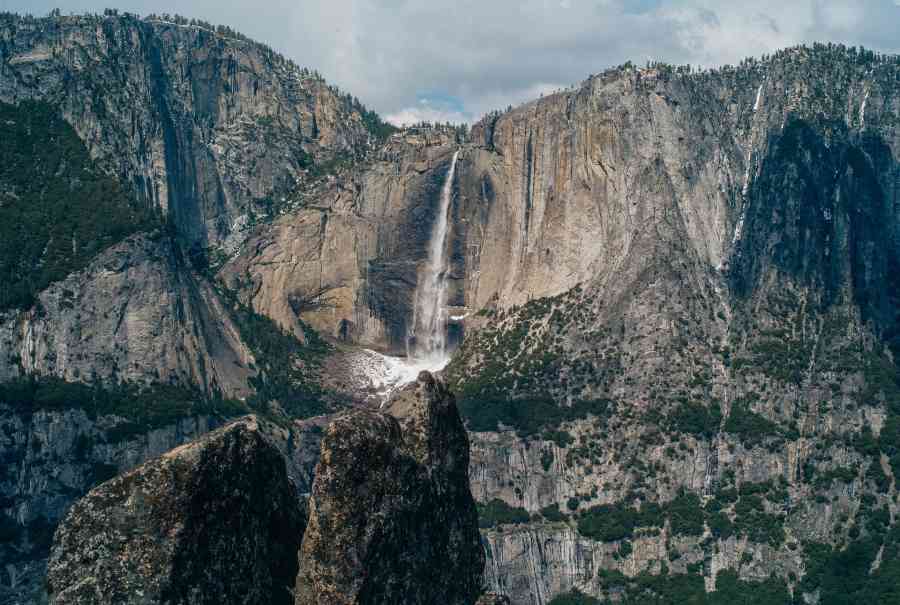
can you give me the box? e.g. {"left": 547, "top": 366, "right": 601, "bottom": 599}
{"left": 345, "top": 150, "right": 461, "bottom": 404}
{"left": 408, "top": 149, "right": 460, "bottom": 368}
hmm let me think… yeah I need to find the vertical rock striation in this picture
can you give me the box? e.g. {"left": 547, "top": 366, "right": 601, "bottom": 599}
{"left": 0, "top": 12, "right": 378, "bottom": 248}
{"left": 446, "top": 46, "right": 900, "bottom": 603}
{"left": 0, "top": 234, "right": 255, "bottom": 397}
{"left": 220, "top": 129, "right": 459, "bottom": 348}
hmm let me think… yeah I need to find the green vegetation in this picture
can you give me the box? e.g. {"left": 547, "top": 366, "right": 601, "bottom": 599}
{"left": 446, "top": 289, "right": 616, "bottom": 437}
{"left": 575, "top": 484, "right": 786, "bottom": 547}
{"left": 548, "top": 589, "right": 600, "bottom": 605}
{"left": 593, "top": 568, "right": 790, "bottom": 605}
{"left": 227, "top": 299, "right": 330, "bottom": 419}
{"left": 459, "top": 396, "right": 611, "bottom": 438}
{"left": 868, "top": 352, "right": 900, "bottom": 475}
{"left": 296, "top": 150, "right": 357, "bottom": 182}
{"left": 0, "top": 376, "right": 245, "bottom": 439}
{"left": 723, "top": 400, "right": 781, "bottom": 445}
{"left": 812, "top": 466, "right": 857, "bottom": 489}
{"left": 800, "top": 530, "right": 900, "bottom": 604}
{"left": 576, "top": 491, "right": 708, "bottom": 542}
{"left": 0, "top": 100, "right": 155, "bottom": 310}
{"left": 540, "top": 504, "right": 568, "bottom": 523}
{"left": 357, "top": 106, "right": 399, "bottom": 140}
{"left": 0, "top": 513, "right": 20, "bottom": 543}
{"left": 577, "top": 501, "right": 663, "bottom": 541}
{"left": 668, "top": 400, "right": 721, "bottom": 438}
{"left": 732, "top": 332, "right": 811, "bottom": 383}
{"left": 477, "top": 499, "right": 530, "bottom": 529}
{"left": 731, "top": 493, "right": 785, "bottom": 547}
{"left": 667, "top": 491, "right": 705, "bottom": 536}
{"left": 541, "top": 448, "right": 555, "bottom": 471}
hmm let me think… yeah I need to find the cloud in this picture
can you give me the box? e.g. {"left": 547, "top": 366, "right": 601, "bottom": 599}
{"left": 3, "top": 0, "right": 900, "bottom": 123}
{"left": 384, "top": 107, "right": 469, "bottom": 127}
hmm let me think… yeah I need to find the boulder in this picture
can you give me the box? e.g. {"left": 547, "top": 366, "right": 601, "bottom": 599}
{"left": 46, "top": 416, "right": 305, "bottom": 605}
{"left": 295, "top": 372, "right": 484, "bottom": 604}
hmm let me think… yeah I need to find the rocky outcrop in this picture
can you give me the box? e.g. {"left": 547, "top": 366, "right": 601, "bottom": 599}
{"left": 46, "top": 416, "right": 305, "bottom": 605}
{"left": 0, "top": 393, "right": 327, "bottom": 605}
{"left": 0, "top": 405, "right": 221, "bottom": 605}
{"left": 295, "top": 372, "right": 484, "bottom": 604}
{"left": 0, "top": 233, "right": 255, "bottom": 397}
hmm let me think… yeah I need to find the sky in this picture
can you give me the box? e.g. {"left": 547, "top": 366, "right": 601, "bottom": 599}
{"left": 2, "top": 0, "right": 900, "bottom": 125}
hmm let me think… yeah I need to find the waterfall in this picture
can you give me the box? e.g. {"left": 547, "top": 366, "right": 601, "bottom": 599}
{"left": 409, "top": 149, "right": 460, "bottom": 366}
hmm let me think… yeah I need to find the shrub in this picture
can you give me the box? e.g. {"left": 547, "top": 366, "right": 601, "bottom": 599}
{"left": 724, "top": 401, "right": 780, "bottom": 445}
{"left": 0, "top": 376, "right": 246, "bottom": 436}
{"left": 548, "top": 589, "right": 601, "bottom": 605}
{"left": 541, "top": 504, "right": 567, "bottom": 523}
{"left": 669, "top": 401, "right": 722, "bottom": 438}
{"left": 577, "top": 502, "right": 663, "bottom": 541}
{"left": 477, "top": 499, "right": 530, "bottom": 528}
{"left": 668, "top": 491, "right": 705, "bottom": 536}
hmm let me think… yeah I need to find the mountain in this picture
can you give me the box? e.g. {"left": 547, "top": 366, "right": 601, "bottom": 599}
{"left": 447, "top": 46, "right": 900, "bottom": 604}
{"left": 1, "top": 10, "right": 900, "bottom": 605}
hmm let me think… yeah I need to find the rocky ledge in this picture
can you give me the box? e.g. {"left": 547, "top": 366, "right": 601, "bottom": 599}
{"left": 46, "top": 416, "right": 305, "bottom": 605}
{"left": 295, "top": 371, "right": 485, "bottom": 604}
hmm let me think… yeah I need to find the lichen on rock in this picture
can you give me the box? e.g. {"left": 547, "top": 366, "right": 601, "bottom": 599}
{"left": 46, "top": 416, "right": 305, "bottom": 605}
{"left": 295, "top": 371, "right": 484, "bottom": 604}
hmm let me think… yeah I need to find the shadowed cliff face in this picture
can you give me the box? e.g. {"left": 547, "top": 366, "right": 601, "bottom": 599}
{"left": 46, "top": 416, "right": 306, "bottom": 605}
{"left": 730, "top": 118, "right": 900, "bottom": 339}
{"left": 295, "top": 372, "right": 484, "bottom": 605}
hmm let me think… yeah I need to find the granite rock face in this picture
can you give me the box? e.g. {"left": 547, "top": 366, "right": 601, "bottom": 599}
{"left": 295, "top": 372, "right": 484, "bottom": 604}
{"left": 220, "top": 128, "right": 459, "bottom": 349}
{"left": 46, "top": 416, "right": 305, "bottom": 605}
{"left": 0, "top": 12, "right": 377, "bottom": 249}
{"left": 0, "top": 233, "right": 255, "bottom": 397}
{"left": 0, "top": 405, "right": 220, "bottom": 605}
{"left": 0, "top": 10, "right": 386, "bottom": 394}
{"left": 445, "top": 46, "right": 900, "bottom": 603}
{"left": 0, "top": 396, "right": 325, "bottom": 605}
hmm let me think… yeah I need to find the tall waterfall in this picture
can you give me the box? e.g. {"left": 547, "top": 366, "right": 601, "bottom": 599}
{"left": 409, "top": 149, "right": 460, "bottom": 366}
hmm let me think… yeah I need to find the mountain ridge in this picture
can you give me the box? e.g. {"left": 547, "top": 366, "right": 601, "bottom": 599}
{"left": 1, "top": 12, "right": 900, "bottom": 604}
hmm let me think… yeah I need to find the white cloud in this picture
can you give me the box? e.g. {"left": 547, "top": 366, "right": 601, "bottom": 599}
{"left": 385, "top": 107, "right": 470, "bottom": 127}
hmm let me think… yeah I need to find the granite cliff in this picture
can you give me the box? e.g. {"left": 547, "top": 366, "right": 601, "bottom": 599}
{"left": 1, "top": 10, "right": 900, "bottom": 605}
{"left": 444, "top": 46, "right": 900, "bottom": 604}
